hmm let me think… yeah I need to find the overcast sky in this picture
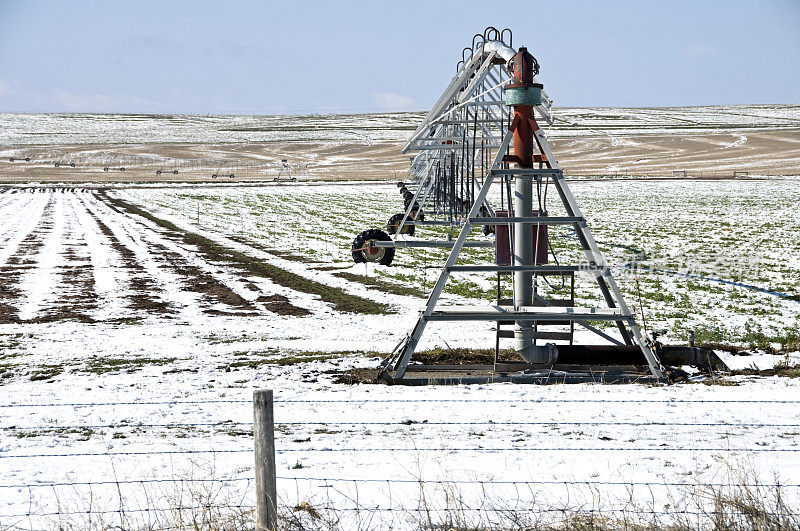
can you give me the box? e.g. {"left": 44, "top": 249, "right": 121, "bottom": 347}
{"left": 1, "top": 0, "right": 799, "bottom": 114}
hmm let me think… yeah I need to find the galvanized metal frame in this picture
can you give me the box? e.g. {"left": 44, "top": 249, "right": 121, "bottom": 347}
{"left": 380, "top": 156, "right": 664, "bottom": 381}
{"left": 376, "top": 31, "right": 663, "bottom": 382}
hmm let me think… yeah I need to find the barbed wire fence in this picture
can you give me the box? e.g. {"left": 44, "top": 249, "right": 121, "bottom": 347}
{"left": 1, "top": 395, "right": 800, "bottom": 529}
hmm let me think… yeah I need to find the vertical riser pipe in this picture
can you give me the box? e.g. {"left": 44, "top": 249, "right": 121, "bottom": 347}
{"left": 506, "top": 47, "right": 549, "bottom": 364}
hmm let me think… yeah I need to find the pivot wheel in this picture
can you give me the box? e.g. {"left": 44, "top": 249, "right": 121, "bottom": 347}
{"left": 351, "top": 229, "right": 395, "bottom": 265}
{"left": 386, "top": 213, "right": 415, "bottom": 236}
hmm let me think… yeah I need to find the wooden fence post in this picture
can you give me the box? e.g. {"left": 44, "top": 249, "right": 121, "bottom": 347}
{"left": 253, "top": 389, "right": 277, "bottom": 531}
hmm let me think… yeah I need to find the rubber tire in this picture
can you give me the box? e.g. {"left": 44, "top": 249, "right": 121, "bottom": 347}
{"left": 9, "top": 158, "right": 14, "bottom": 162}
{"left": 156, "top": 170, "right": 162, "bottom": 175}
{"left": 104, "top": 168, "right": 108, "bottom": 171}
{"left": 229, "top": 174, "right": 234, "bottom": 178}
{"left": 54, "top": 163, "right": 59, "bottom": 167}
{"left": 70, "top": 163, "right": 75, "bottom": 167}
{"left": 386, "top": 213, "right": 415, "bottom": 236}
{"left": 120, "top": 167, "right": 125, "bottom": 171}
{"left": 173, "top": 170, "right": 178, "bottom": 174}
{"left": 351, "top": 229, "right": 395, "bottom": 266}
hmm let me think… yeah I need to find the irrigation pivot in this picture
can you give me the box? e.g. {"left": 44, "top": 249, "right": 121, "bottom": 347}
{"left": 351, "top": 27, "right": 720, "bottom": 383}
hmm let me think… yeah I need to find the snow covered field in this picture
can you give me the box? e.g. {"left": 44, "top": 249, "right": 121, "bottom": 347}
{"left": 0, "top": 181, "right": 799, "bottom": 528}
{"left": 3, "top": 105, "right": 800, "bottom": 145}
{"left": 118, "top": 179, "right": 800, "bottom": 346}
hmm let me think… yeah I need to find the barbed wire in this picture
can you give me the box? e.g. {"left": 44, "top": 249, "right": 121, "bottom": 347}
{"left": 0, "top": 477, "right": 253, "bottom": 489}
{"left": 0, "top": 449, "right": 251, "bottom": 459}
{"left": 3, "top": 397, "right": 800, "bottom": 408}
{"left": 283, "top": 506, "right": 800, "bottom": 517}
{"left": 0, "top": 400, "right": 250, "bottom": 408}
{"left": 2, "top": 446, "right": 798, "bottom": 460}
{"left": 4, "top": 420, "right": 800, "bottom": 431}
{"left": 0, "top": 503, "right": 255, "bottom": 520}
{"left": 6, "top": 505, "right": 795, "bottom": 519}
{"left": 2, "top": 422, "right": 250, "bottom": 430}
{"left": 276, "top": 398, "right": 800, "bottom": 404}
{"left": 2, "top": 476, "right": 798, "bottom": 491}
{"left": 283, "top": 446, "right": 800, "bottom": 453}
{"left": 277, "top": 476, "right": 800, "bottom": 488}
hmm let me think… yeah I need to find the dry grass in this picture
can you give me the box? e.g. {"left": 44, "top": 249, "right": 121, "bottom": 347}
{"left": 13, "top": 459, "right": 799, "bottom": 530}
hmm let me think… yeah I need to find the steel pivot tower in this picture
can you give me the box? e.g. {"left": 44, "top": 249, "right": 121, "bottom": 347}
{"left": 377, "top": 29, "right": 664, "bottom": 383}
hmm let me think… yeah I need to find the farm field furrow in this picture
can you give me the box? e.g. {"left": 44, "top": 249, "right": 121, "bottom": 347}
{"left": 1, "top": 189, "right": 379, "bottom": 325}
{"left": 116, "top": 179, "right": 800, "bottom": 347}
{"left": 0, "top": 192, "right": 51, "bottom": 265}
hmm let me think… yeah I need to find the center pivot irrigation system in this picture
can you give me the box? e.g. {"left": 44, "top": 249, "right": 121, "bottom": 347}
{"left": 350, "top": 27, "right": 725, "bottom": 384}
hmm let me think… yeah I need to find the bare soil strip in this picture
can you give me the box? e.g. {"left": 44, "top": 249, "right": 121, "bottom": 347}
{"left": 68, "top": 193, "right": 132, "bottom": 320}
{"left": 333, "top": 271, "right": 426, "bottom": 298}
{"left": 129, "top": 235, "right": 261, "bottom": 316}
{"left": 29, "top": 197, "right": 99, "bottom": 323}
{"left": 254, "top": 294, "right": 311, "bottom": 316}
{"left": 1, "top": 129, "right": 798, "bottom": 183}
{"left": 92, "top": 194, "right": 307, "bottom": 317}
{"left": 15, "top": 192, "right": 66, "bottom": 321}
{"left": 172, "top": 261, "right": 258, "bottom": 316}
{"left": 76, "top": 193, "right": 176, "bottom": 317}
{"left": 1, "top": 189, "right": 314, "bottom": 322}
{"left": 84, "top": 192, "right": 273, "bottom": 319}
{"left": 0, "top": 192, "right": 50, "bottom": 265}
{"left": 0, "top": 195, "right": 53, "bottom": 323}
{"left": 102, "top": 194, "right": 390, "bottom": 314}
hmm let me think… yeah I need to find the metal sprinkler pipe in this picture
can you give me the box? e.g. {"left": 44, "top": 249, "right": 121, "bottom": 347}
{"left": 505, "top": 46, "right": 551, "bottom": 364}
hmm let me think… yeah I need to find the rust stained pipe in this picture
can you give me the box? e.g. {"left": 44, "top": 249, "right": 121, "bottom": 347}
{"left": 508, "top": 47, "right": 538, "bottom": 167}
